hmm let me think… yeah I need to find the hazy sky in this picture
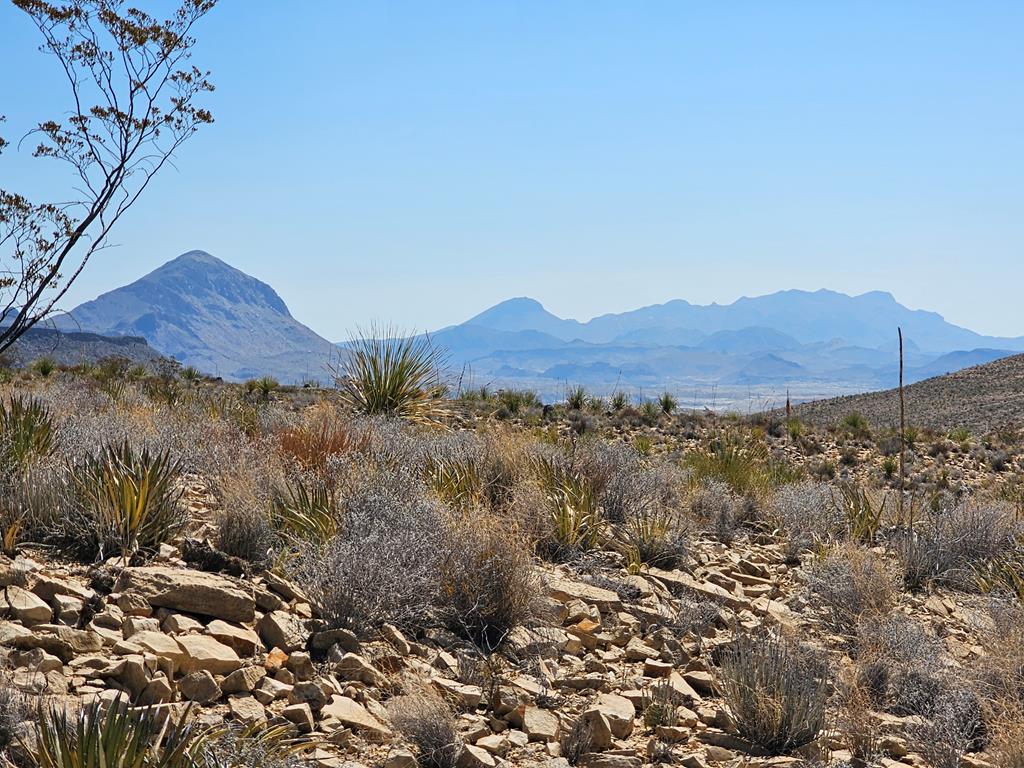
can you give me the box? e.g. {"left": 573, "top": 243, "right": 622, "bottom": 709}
{"left": 2, "top": 1, "right": 1022, "bottom": 340}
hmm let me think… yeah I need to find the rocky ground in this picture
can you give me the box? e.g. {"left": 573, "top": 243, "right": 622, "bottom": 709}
{"left": 1, "top": 368, "right": 1023, "bottom": 768}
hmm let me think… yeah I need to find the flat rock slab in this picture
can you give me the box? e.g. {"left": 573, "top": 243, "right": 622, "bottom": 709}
{"left": 115, "top": 567, "right": 255, "bottom": 623}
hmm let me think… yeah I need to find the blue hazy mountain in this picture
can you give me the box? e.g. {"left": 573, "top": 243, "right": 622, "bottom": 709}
{"left": 58, "top": 251, "right": 336, "bottom": 382}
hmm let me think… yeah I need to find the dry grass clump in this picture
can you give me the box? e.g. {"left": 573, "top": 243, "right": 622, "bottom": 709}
{"left": 437, "top": 514, "right": 539, "bottom": 651}
{"left": 274, "top": 401, "right": 365, "bottom": 479}
{"left": 689, "top": 479, "right": 743, "bottom": 544}
{"left": 387, "top": 688, "right": 462, "bottom": 768}
{"left": 718, "top": 630, "right": 830, "bottom": 755}
{"left": 806, "top": 543, "right": 896, "bottom": 634}
{"left": 772, "top": 481, "right": 843, "bottom": 560}
{"left": 901, "top": 499, "right": 1020, "bottom": 591}
{"left": 0, "top": 675, "right": 30, "bottom": 760}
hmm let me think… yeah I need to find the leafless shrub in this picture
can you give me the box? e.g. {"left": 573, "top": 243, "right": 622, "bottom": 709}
{"left": 388, "top": 688, "right": 462, "bottom": 768}
{"left": 0, "top": 675, "right": 29, "bottom": 758}
{"left": 772, "top": 481, "right": 843, "bottom": 560}
{"left": 908, "top": 689, "right": 984, "bottom": 768}
{"left": 806, "top": 543, "right": 896, "bottom": 634}
{"left": 293, "top": 466, "right": 446, "bottom": 633}
{"left": 901, "top": 500, "right": 1019, "bottom": 591}
{"left": 559, "top": 715, "right": 596, "bottom": 766}
{"left": 436, "top": 515, "right": 539, "bottom": 652}
{"left": 718, "top": 630, "right": 830, "bottom": 755}
{"left": 690, "top": 479, "right": 741, "bottom": 544}
{"left": 854, "top": 613, "right": 950, "bottom": 717}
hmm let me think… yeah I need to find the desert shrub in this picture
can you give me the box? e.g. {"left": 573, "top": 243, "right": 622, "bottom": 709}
{"left": 901, "top": 500, "right": 1019, "bottom": 591}
{"left": 387, "top": 689, "right": 462, "bottom": 768}
{"left": 192, "top": 723, "right": 311, "bottom": 768}
{"left": 0, "top": 395, "right": 55, "bottom": 472}
{"left": 0, "top": 460, "right": 74, "bottom": 556}
{"left": 685, "top": 437, "right": 778, "bottom": 499}
{"left": 437, "top": 515, "right": 538, "bottom": 651}
{"left": 293, "top": 467, "right": 445, "bottom": 633}
{"left": 27, "top": 695, "right": 199, "bottom": 768}
{"left": 854, "top": 613, "right": 952, "bottom": 718}
{"left": 806, "top": 543, "right": 896, "bottom": 634}
{"left": 909, "top": 690, "right": 984, "bottom": 768}
{"left": 619, "top": 506, "right": 690, "bottom": 570}
{"left": 217, "top": 503, "right": 276, "bottom": 567}
{"left": 336, "top": 325, "right": 448, "bottom": 424}
{"left": 771, "top": 481, "right": 843, "bottom": 560}
{"left": 610, "top": 391, "right": 628, "bottom": 412}
{"left": 274, "top": 402, "right": 365, "bottom": 479}
{"left": 0, "top": 677, "right": 29, "bottom": 758}
{"left": 245, "top": 376, "right": 279, "bottom": 402}
{"left": 580, "top": 441, "right": 685, "bottom": 525}
{"left": 718, "top": 631, "right": 830, "bottom": 755}
{"left": 66, "top": 439, "right": 187, "bottom": 561}
{"left": 689, "top": 479, "right": 742, "bottom": 544}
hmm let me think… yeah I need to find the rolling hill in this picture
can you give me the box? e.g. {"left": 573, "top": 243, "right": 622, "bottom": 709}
{"left": 792, "top": 353, "right": 1024, "bottom": 434}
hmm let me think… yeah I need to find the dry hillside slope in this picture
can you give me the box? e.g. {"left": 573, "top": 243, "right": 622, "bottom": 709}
{"left": 793, "top": 351, "right": 1024, "bottom": 434}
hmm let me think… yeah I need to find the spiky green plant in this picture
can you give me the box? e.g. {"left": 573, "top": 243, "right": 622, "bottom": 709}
{"left": 246, "top": 376, "right": 279, "bottom": 402}
{"left": 74, "top": 440, "right": 185, "bottom": 560}
{"left": 496, "top": 389, "right": 540, "bottom": 415}
{"left": 272, "top": 477, "right": 339, "bottom": 544}
{"left": 639, "top": 400, "right": 660, "bottom": 425}
{"left": 535, "top": 456, "right": 602, "bottom": 560}
{"left": 565, "top": 386, "right": 586, "bottom": 411}
{"left": 619, "top": 506, "right": 688, "bottom": 569}
{"left": 181, "top": 366, "right": 202, "bottom": 383}
{"left": 425, "top": 454, "right": 483, "bottom": 511}
{"left": 28, "top": 695, "right": 200, "bottom": 768}
{"left": 0, "top": 395, "right": 55, "bottom": 470}
{"left": 336, "top": 326, "right": 448, "bottom": 424}
{"left": 610, "top": 391, "right": 628, "bottom": 412}
{"left": 658, "top": 391, "right": 677, "bottom": 415}
{"left": 31, "top": 357, "right": 56, "bottom": 377}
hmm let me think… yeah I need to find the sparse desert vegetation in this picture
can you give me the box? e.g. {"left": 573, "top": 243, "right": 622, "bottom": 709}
{"left": 0, "top": 345, "right": 1022, "bottom": 768}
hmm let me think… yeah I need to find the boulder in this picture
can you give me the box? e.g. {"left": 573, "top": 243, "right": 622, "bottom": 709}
{"left": 320, "top": 695, "right": 391, "bottom": 739}
{"left": 177, "top": 635, "right": 242, "bottom": 676}
{"left": 180, "top": 670, "right": 222, "bottom": 703}
{"left": 257, "top": 611, "right": 306, "bottom": 653}
{"left": 115, "top": 567, "right": 255, "bottom": 623}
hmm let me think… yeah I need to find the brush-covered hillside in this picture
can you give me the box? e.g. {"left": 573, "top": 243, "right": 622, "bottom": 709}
{"left": 1, "top": 345, "right": 1023, "bottom": 768}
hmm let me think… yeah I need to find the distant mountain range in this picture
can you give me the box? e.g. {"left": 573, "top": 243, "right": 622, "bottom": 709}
{"left": 50, "top": 251, "right": 1024, "bottom": 405}
{"left": 56, "top": 251, "right": 336, "bottom": 382}
{"left": 429, "top": 294, "right": 1024, "bottom": 402}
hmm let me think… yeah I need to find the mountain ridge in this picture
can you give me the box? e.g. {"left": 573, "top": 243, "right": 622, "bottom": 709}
{"left": 58, "top": 250, "right": 336, "bottom": 383}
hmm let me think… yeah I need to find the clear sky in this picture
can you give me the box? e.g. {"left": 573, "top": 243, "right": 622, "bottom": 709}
{"left": 1, "top": 1, "right": 1022, "bottom": 340}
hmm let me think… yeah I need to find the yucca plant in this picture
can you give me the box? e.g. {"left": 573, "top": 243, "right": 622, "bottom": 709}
{"left": 272, "top": 476, "right": 339, "bottom": 544}
{"left": 658, "top": 391, "right": 677, "bottom": 415}
{"left": 610, "top": 391, "right": 628, "bottom": 412}
{"left": 425, "top": 454, "right": 483, "bottom": 511}
{"left": 31, "top": 357, "right": 56, "bottom": 378}
{"left": 565, "top": 386, "right": 587, "bottom": 411}
{"left": 336, "top": 325, "right": 448, "bottom": 424}
{"left": 0, "top": 395, "right": 56, "bottom": 471}
{"left": 496, "top": 389, "right": 540, "bottom": 416}
{"left": 619, "top": 506, "right": 688, "bottom": 569}
{"left": 832, "top": 482, "right": 888, "bottom": 542}
{"left": 246, "top": 376, "right": 279, "bottom": 402}
{"left": 191, "top": 723, "right": 311, "bottom": 768}
{"left": 181, "top": 366, "right": 203, "bottom": 384}
{"left": 74, "top": 440, "right": 186, "bottom": 561}
{"left": 639, "top": 400, "right": 660, "bottom": 426}
{"left": 535, "top": 456, "right": 603, "bottom": 560}
{"left": 28, "top": 695, "right": 200, "bottom": 768}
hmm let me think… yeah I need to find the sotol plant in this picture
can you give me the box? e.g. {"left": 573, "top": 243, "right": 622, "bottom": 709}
{"left": 0, "top": 394, "right": 56, "bottom": 471}
{"left": 336, "top": 325, "right": 448, "bottom": 424}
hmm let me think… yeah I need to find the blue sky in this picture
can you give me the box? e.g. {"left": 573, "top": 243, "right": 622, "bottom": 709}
{"left": 1, "top": 1, "right": 1021, "bottom": 340}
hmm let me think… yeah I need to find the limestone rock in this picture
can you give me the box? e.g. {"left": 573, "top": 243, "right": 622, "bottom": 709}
{"left": 115, "top": 567, "right": 255, "bottom": 623}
